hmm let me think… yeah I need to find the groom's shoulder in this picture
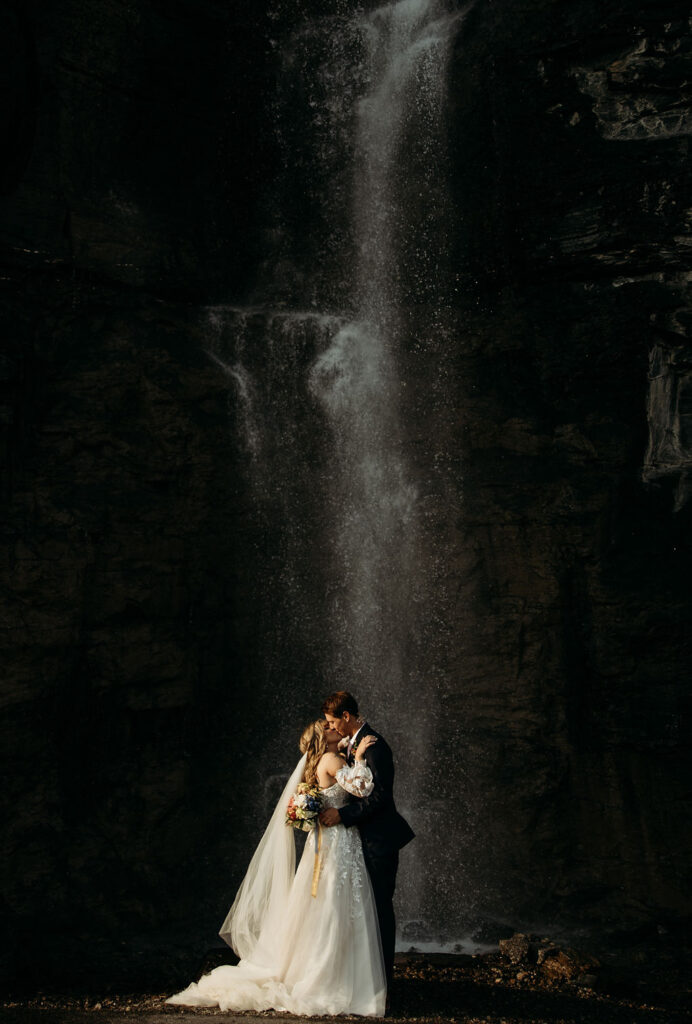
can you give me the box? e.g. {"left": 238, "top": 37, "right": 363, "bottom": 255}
{"left": 364, "top": 724, "right": 393, "bottom": 755}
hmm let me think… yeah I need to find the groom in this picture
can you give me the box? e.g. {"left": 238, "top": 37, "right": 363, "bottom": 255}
{"left": 319, "top": 691, "right": 414, "bottom": 988}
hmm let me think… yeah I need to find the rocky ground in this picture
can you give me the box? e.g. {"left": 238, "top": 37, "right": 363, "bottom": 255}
{"left": 2, "top": 934, "right": 691, "bottom": 1024}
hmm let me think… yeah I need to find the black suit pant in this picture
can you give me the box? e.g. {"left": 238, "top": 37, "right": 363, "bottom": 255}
{"left": 362, "top": 847, "right": 399, "bottom": 988}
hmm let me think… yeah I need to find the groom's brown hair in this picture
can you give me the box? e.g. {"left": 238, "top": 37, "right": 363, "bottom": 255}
{"left": 322, "top": 691, "right": 359, "bottom": 717}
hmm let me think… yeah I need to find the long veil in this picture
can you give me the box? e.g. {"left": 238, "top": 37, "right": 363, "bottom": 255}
{"left": 218, "top": 753, "right": 306, "bottom": 967}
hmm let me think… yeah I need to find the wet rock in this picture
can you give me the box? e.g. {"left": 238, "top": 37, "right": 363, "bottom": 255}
{"left": 577, "top": 973, "right": 599, "bottom": 988}
{"left": 499, "top": 933, "right": 531, "bottom": 965}
{"left": 538, "top": 946, "right": 600, "bottom": 982}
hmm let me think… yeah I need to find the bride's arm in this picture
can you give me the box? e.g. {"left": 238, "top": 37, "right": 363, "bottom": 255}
{"left": 335, "top": 760, "right": 374, "bottom": 798}
{"left": 335, "top": 734, "right": 377, "bottom": 796}
{"left": 338, "top": 740, "right": 394, "bottom": 828}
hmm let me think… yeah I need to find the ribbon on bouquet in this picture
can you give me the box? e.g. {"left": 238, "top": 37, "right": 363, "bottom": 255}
{"left": 311, "top": 822, "right": 323, "bottom": 897}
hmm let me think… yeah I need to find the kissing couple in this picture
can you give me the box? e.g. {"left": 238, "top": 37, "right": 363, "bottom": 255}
{"left": 166, "top": 691, "right": 415, "bottom": 1016}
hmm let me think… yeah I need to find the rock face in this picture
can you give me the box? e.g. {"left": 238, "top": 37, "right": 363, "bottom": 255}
{"left": 434, "top": 0, "right": 692, "bottom": 940}
{"left": 1, "top": 0, "right": 280, "bottom": 990}
{"left": 1, "top": 0, "right": 691, "bottom": 992}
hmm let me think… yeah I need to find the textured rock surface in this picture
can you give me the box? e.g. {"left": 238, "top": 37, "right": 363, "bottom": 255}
{"left": 499, "top": 933, "right": 532, "bottom": 965}
{"left": 433, "top": 0, "right": 692, "bottom": 938}
{"left": 1, "top": 0, "right": 691, "bottom": 992}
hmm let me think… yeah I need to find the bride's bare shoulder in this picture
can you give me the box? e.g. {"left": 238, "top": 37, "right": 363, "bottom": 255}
{"left": 319, "top": 751, "right": 344, "bottom": 769}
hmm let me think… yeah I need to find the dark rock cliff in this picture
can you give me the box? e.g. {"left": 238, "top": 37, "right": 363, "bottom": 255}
{"left": 1, "top": 0, "right": 690, "bottom": 991}
{"left": 432, "top": 0, "right": 692, "bottom": 935}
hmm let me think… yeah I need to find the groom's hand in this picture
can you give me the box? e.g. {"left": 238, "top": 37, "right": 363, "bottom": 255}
{"left": 319, "top": 808, "right": 341, "bottom": 827}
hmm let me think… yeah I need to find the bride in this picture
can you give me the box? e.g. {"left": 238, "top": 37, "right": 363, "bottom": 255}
{"left": 165, "top": 719, "right": 387, "bottom": 1017}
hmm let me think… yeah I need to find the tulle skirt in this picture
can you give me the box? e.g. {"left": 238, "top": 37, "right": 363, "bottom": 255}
{"left": 165, "top": 823, "right": 386, "bottom": 1017}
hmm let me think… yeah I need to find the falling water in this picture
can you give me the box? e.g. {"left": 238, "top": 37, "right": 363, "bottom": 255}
{"left": 306, "top": 0, "right": 463, "bottom": 940}
{"left": 204, "top": 0, "right": 475, "bottom": 948}
{"left": 309, "top": 0, "right": 461, "bottom": 702}
{"left": 355, "top": 0, "right": 459, "bottom": 322}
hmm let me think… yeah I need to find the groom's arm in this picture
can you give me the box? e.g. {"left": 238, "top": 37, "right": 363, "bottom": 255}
{"left": 338, "top": 739, "right": 393, "bottom": 829}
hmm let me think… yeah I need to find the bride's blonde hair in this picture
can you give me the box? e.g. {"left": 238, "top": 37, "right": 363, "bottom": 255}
{"left": 299, "top": 719, "right": 328, "bottom": 786}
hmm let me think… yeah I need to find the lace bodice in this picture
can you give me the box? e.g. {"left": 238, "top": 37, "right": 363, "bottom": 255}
{"left": 319, "top": 782, "right": 351, "bottom": 809}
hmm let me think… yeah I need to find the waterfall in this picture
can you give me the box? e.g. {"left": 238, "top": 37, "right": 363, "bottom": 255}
{"left": 308, "top": 0, "right": 461, "bottom": 700}
{"left": 306, "top": 0, "right": 463, "bottom": 942}
{"left": 308, "top": 319, "right": 417, "bottom": 703}
{"left": 355, "top": 0, "right": 460, "bottom": 322}
{"left": 205, "top": 0, "right": 475, "bottom": 949}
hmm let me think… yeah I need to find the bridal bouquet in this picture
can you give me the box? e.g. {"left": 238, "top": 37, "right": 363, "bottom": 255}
{"left": 286, "top": 782, "right": 322, "bottom": 832}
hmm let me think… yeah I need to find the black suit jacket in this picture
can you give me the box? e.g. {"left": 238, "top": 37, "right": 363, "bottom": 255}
{"left": 339, "top": 723, "right": 415, "bottom": 857}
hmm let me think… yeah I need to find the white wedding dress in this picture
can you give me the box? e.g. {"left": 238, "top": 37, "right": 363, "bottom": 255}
{"left": 165, "top": 758, "right": 386, "bottom": 1017}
